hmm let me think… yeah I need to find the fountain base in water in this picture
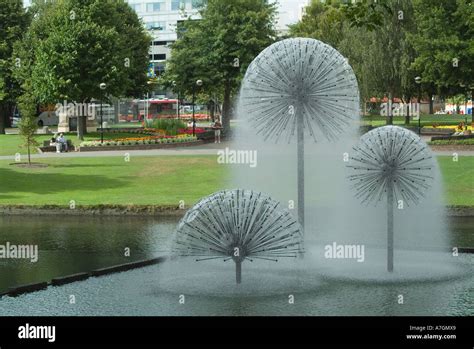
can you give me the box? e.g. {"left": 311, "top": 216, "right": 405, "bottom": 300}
{"left": 307, "top": 246, "right": 468, "bottom": 284}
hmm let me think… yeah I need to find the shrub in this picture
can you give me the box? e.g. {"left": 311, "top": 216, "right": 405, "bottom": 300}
{"left": 145, "top": 118, "right": 187, "bottom": 136}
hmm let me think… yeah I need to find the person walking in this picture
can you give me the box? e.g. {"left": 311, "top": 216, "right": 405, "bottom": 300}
{"left": 213, "top": 118, "right": 223, "bottom": 144}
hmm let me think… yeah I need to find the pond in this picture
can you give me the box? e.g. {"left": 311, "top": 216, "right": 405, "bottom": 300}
{"left": 0, "top": 215, "right": 178, "bottom": 293}
{"left": 0, "top": 215, "right": 472, "bottom": 316}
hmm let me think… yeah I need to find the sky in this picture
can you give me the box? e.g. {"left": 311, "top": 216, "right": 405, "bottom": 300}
{"left": 275, "top": 0, "right": 310, "bottom": 30}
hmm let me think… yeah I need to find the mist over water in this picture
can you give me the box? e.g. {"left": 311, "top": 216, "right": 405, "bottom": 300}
{"left": 232, "top": 96, "right": 465, "bottom": 282}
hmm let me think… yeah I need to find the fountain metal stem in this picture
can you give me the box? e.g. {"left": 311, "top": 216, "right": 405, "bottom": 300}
{"left": 387, "top": 182, "right": 394, "bottom": 272}
{"left": 235, "top": 260, "right": 242, "bottom": 284}
{"left": 297, "top": 112, "right": 305, "bottom": 233}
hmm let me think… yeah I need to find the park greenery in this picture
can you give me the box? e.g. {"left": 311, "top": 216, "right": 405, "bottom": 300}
{"left": 290, "top": 0, "right": 474, "bottom": 124}
{"left": 0, "top": 0, "right": 471, "bottom": 212}
{"left": 16, "top": 91, "right": 38, "bottom": 165}
{"left": 11, "top": 0, "right": 151, "bottom": 139}
{"left": 0, "top": 155, "right": 471, "bottom": 207}
{"left": 162, "top": 0, "right": 473, "bottom": 129}
{"left": 0, "top": 0, "right": 472, "bottom": 135}
{"left": 164, "top": 0, "right": 278, "bottom": 131}
{"left": 0, "top": 0, "right": 29, "bottom": 134}
{"left": 144, "top": 118, "right": 187, "bottom": 136}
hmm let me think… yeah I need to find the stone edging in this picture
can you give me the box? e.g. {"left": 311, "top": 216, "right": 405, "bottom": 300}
{"left": 0, "top": 205, "right": 188, "bottom": 216}
{"left": 429, "top": 145, "right": 474, "bottom": 152}
{"left": 0, "top": 256, "right": 167, "bottom": 298}
{"left": 1, "top": 205, "right": 474, "bottom": 217}
{"left": 78, "top": 140, "right": 203, "bottom": 152}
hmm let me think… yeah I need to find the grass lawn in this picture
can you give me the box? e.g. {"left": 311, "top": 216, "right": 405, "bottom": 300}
{"left": 0, "top": 155, "right": 472, "bottom": 207}
{"left": 361, "top": 114, "right": 470, "bottom": 127}
{"left": 0, "top": 132, "right": 145, "bottom": 157}
{"left": 0, "top": 156, "right": 230, "bottom": 206}
{"left": 437, "top": 156, "right": 474, "bottom": 206}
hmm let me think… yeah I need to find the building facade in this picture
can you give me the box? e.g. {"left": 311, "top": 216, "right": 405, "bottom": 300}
{"left": 126, "top": 0, "right": 202, "bottom": 76}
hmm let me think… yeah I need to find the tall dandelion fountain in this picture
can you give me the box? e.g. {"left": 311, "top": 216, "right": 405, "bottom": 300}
{"left": 173, "top": 189, "right": 304, "bottom": 284}
{"left": 347, "top": 126, "right": 435, "bottom": 272}
{"left": 239, "top": 38, "right": 360, "bottom": 233}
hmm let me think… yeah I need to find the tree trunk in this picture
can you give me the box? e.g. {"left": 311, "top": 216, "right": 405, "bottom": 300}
{"left": 82, "top": 113, "right": 88, "bottom": 135}
{"left": 209, "top": 101, "right": 215, "bottom": 122}
{"left": 27, "top": 141, "right": 31, "bottom": 166}
{"left": 222, "top": 80, "right": 232, "bottom": 134}
{"left": 0, "top": 102, "right": 7, "bottom": 134}
{"left": 113, "top": 98, "right": 120, "bottom": 124}
{"left": 77, "top": 115, "right": 84, "bottom": 140}
{"left": 404, "top": 97, "right": 410, "bottom": 125}
{"left": 386, "top": 92, "right": 393, "bottom": 125}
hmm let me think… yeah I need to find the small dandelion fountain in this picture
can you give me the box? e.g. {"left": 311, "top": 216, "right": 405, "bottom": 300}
{"left": 347, "top": 126, "right": 435, "bottom": 272}
{"left": 239, "top": 38, "right": 360, "bottom": 233}
{"left": 172, "top": 189, "right": 304, "bottom": 284}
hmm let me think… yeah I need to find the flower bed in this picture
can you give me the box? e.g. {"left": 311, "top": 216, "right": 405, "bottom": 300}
{"left": 178, "top": 127, "right": 207, "bottom": 135}
{"left": 80, "top": 135, "right": 197, "bottom": 148}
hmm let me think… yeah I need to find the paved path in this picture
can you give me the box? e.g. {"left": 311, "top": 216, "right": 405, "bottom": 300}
{"left": 1, "top": 141, "right": 474, "bottom": 161}
{"left": 0, "top": 142, "right": 231, "bottom": 161}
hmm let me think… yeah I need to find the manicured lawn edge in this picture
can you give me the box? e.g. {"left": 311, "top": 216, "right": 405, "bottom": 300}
{"left": 0, "top": 205, "right": 189, "bottom": 216}
{"left": 1, "top": 204, "right": 474, "bottom": 216}
{"left": 429, "top": 144, "right": 474, "bottom": 151}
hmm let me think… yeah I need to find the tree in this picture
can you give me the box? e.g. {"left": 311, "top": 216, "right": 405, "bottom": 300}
{"left": 0, "top": 0, "right": 29, "bottom": 134}
{"left": 13, "top": 0, "right": 150, "bottom": 140}
{"left": 411, "top": 0, "right": 474, "bottom": 101}
{"left": 165, "top": 0, "right": 277, "bottom": 132}
{"left": 290, "top": 1, "right": 382, "bottom": 104}
{"left": 291, "top": 0, "right": 418, "bottom": 125}
{"left": 17, "top": 91, "right": 38, "bottom": 165}
{"left": 290, "top": 0, "right": 346, "bottom": 48}
{"left": 341, "top": 0, "right": 392, "bottom": 31}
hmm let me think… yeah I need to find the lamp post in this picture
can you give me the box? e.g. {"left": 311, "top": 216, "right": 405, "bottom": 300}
{"left": 145, "top": 80, "right": 154, "bottom": 125}
{"left": 415, "top": 76, "right": 422, "bottom": 136}
{"left": 99, "top": 83, "right": 107, "bottom": 143}
{"left": 470, "top": 85, "right": 474, "bottom": 124}
{"left": 193, "top": 80, "right": 203, "bottom": 136}
{"left": 173, "top": 81, "right": 180, "bottom": 120}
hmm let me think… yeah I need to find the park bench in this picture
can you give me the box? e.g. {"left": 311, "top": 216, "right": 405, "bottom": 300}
{"left": 38, "top": 139, "right": 74, "bottom": 153}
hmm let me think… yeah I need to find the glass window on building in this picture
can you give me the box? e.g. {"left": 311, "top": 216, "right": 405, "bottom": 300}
{"left": 171, "top": 0, "right": 201, "bottom": 11}
{"left": 130, "top": 3, "right": 142, "bottom": 12}
{"left": 171, "top": 0, "right": 181, "bottom": 11}
{"left": 146, "top": 22, "right": 166, "bottom": 30}
{"left": 149, "top": 54, "right": 167, "bottom": 61}
{"left": 146, "top": 2, "right": 164, "bottom": 12}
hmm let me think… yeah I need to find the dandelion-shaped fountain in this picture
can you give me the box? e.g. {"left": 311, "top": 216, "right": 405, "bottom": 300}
{"left": 172, "top": 189, "right": 304, "bottom": 284}
{"left": 347, "top": 126, "right": 435, "bottom": 272}
{"left": 239, "top": 38, "right": 359, "bottom": 233}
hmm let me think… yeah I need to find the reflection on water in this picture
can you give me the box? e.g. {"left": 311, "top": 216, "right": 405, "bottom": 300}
{"left": 0, "top": 215, "right": 179, "bottom": 292}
